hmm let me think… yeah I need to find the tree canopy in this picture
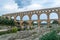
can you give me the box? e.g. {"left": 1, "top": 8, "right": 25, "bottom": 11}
{"left": 0, "top": 16, "right": 15, "bottom": 26}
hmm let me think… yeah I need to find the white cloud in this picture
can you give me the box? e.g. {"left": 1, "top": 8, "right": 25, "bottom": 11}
{"left": 1, "top": 1, "right": 19, "bottom": 14}
{"left": 25, "top": 4, "right": 43, "bottom": 10}
{"left": 54, "top": 0, "right": 60, "bottom": 7}
{"left": 32, "top": 0, "right": 48, "bottom": 4}
{"left": 11, "top": 3, "right": 44, "bottom": 12}
{"left": 17, "top": 3, "right": 44, "bottom": 12}
{"left": 1, "top": 0, "right": 60, "bottom": 15}
{"left": 3, "top": 4, "right": 18, "bottom": 10}
{"left": 49, "top": 0, "right": 60, "bottom": 7}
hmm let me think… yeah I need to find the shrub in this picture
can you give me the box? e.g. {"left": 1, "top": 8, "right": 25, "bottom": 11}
{"left": 18, "top": 28, "right": 21, "bottom": 31}
{"left": 39, "top": 30, "right": 59, "bottom": 40}
{"left": 11, "top": 27, "right": 18, "bottom": 33}
{"left": 49, "top": 25, "right": 52, "bottom": 28}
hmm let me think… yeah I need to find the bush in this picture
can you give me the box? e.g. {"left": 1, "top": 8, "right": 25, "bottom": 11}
{"left": 49, "top": 26, "right": 52, "bottom": 28}
{"left": 39, "top": 30, "right": 59, "bottom": 40}
{"left": 11, "top": 27, "right": 18, "bottom": 33}
{"left": 18, "top": 28, "right": 21, "bottom": 31}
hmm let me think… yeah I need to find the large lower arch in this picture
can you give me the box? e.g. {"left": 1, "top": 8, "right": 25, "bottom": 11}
{"left": 50, "top": 20, "right": 54, "bottom": 24}
{"left": 49, "top": 12, "right": 58, "bottom": 19}
{"left": 16, "top": 16, "right": 20, "bottom": 21}
{"left": 32, "top": 21, "right": 38, "bottom": 28}
{"left": 22, "top": 15, "right": 29, "bottom": 21}
{"left": 50, "top": 20, "right": 59, "bottom": 27}
{"left": 31, "top": 14, "right": 38, "bottom": 20}
{"left": 22, "top": 21, "right": 30, "bottom": 29}
{"left": 40, "top": 13, "right": 47, "bottom": 20}
{"left": 41, "top": 21, "right": 47, "bottom": 27}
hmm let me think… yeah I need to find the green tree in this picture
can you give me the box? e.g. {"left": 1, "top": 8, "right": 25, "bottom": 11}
{"left": 9, "top": 19, "right": 15, "bottom": 26}
{"left": 39, "top": 30, "right": 60, "bottom": 40}
{"left": 0, "top": 16, "right": 15, "bottom": 26}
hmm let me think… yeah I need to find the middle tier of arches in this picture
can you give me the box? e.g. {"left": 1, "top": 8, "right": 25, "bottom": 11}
{"left": 10, "top": 12, "right": 59, "bottom": 21}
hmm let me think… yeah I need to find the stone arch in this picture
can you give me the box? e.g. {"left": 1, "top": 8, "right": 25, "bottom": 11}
{"left": 41, "top": 21, "right": 47, "bottom": 27}
{"left": 22, "top": 21, "right": 29, "bottom": 29}
{"left": 50, "top": 20, "right": 58, "bottom": 24}
{"left": 16, "top": 16, "right": 20, "bottom": 21}
{"left": 50, "top": 20, "right": 59, "bottom": 27}
{"left": 22, "top": 15, "right": 29, "bottom": 21}
{"left": 31, "top": 14, "right": 38, "bottom": 20}
{"left": 40, "top": 13, "right": 47, "bottom": 20}
{"left": 32, "top": 21, "right": 38, "bottom": 28}
{"left": 49, "top": 12, "right": 58, "bottom": 19}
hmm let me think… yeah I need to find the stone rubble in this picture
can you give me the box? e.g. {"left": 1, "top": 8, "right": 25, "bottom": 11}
{"left": 0, "top": 27, "right": 51, "bottom": 40}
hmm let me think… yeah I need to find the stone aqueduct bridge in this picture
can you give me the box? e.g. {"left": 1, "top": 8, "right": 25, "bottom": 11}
{"left": 2, "top": 7, "right": 60, "bottom": 28}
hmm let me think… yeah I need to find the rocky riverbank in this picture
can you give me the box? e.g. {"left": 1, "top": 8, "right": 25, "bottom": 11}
{"left": 0, "top": 27, "right": 51, "bottom": 40}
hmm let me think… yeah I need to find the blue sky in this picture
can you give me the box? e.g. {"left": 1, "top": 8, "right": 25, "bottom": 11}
{"left": 0, "top": 0, "right": 60, "bottom": 20}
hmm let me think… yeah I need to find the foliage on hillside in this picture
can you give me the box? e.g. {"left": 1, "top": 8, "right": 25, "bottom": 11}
{"left": 0, "top": 16, "right": 15, "bottom": 26}
{"left": 39, "top": 30, "right": 60, "bottom": 40}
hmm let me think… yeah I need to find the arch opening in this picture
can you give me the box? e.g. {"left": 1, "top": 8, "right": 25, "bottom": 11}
{"left": 40, "top": 13, "right": 47, "bottom": 20}
{"left": 41, "top": 21, "right": 47, "bottom": 27}
{"left": 32, "top": 21, "right": 38, "bottom": 28}
{"left": 22, "top": 21, "right": 29, "bottom": 29}
{"left": 49, "top": 13, "right": 58, "bottom": 19}
{"left": 11, "top": 16, "right": 14, "bottom": 19}
{"left": 31, "top": 14, "right": 38, "bottom": 20}
{"left": 22, "top": 15, "right": 29, "bottom": 21}
{"left": 50, "top": 20, "right": 59, "bottom": 27}
{"left": 16, "top": 16, "right": 20, "bottom": 21}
